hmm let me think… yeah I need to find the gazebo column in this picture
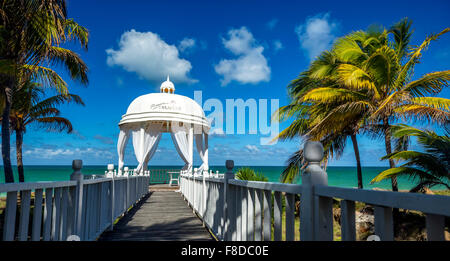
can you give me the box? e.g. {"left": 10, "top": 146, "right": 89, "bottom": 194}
{"left": 189, "top": 125, "right": 194, "bottom": 173}
{"left": 204, "top": 133, "right": 209, "bottom": 172}
{"left": 139, "top": 125, "right": 145, "bottom": 174}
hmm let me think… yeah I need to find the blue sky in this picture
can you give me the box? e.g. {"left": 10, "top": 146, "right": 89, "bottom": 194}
{"left": 14, "top": 0, "right": 450, "bottom": 167}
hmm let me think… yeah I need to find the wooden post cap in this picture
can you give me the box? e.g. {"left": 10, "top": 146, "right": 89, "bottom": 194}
{"left": 107, "top": 164, "right": 114, "bottom": 171}
{"left": 72, "top": 160, "right": 83, "bottom": 171}
{"left": 226, "top": 160, "right": 234, "bottom": 171}
{"left": 304, "top": 141, "right": 324, "bottom": 163}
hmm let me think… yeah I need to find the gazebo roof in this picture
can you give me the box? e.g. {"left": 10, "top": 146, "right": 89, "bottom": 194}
{"left": 119, "top": 92, "right": 209, "bottom": 130}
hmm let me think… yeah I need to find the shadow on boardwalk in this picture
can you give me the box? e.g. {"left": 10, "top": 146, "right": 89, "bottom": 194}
{"left": 99, "top": 191, "right": 214, "bottom": 241}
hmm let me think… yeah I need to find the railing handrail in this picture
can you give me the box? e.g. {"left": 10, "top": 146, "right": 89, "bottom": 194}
{"left": 315, "top": 185, "right": 450, "bottom": 216}
{"left": 0, "top": 180, "right": 77, "bottom": 192}
{"left": 229, "top": 179, "right": 303, "bottom": 194}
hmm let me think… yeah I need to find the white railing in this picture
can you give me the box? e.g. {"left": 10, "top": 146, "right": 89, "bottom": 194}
{"left": 0, "top": 160, "right": 150, "bottom": 241}
{"left": 180, "top": 142, "right": 450, "bottom": 241}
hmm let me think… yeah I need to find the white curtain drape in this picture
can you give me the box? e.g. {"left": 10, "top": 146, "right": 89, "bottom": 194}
{"left": 195, "top": 133, "right": 209, "bottom": 172}
{"left": 171, "top": 129, "right": 192, "bottom": 171}
{"left": 117, "top": 128, "right": 131, "bottom": 174}
{"left": 143, "top": 134, "right": 162, "bottom": 171}
{"left": 132, "top": 125, "right": 162, "bottom": 174}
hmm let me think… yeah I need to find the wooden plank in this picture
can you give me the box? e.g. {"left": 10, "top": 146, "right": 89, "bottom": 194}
{"left": 98, "top": 183, "right": 105, "bottom": 233}
{"left": 263, "top": 190, "right": 272, "bottom": 241}
{"left": 52, "top": 187, "right": 62, "bottom": 241}
{"left": 89, "top": 184, "right": 96, "bottom": 239}
{"left": 247, "top": 188, "right": 255, "bottom": 241}
{"left": 374, "top": 205, "right": 394, "bottom": 241}
{"left": 0, "top": 181, "right": 76, "bottom": 193}
{"left": 254, "top": 189, "right": 262, "bottom": 241}
{"left": 65, "top": 187, "right": 75, "bottom": 238}
{"left": 18, "top": 190, "right": 32, "bottom": 241}
{"left": 236, "top": 186, "right": 242, "bottom": 241}
{"left": 32, "top": 189, "right": 44, "bottom": 241}
{"left": 60, "top": 187, "right": 69, "bottom": 241}
{"left": 98, "top": 191, "right": 213, "bottom": 241}
{"left": 285, "top": 193, "right": 295, "bottom": 241}
{"left": 426, "top": 214, "right": 445, "bottom": 241}
{"left": 315, "top": 185, "right": 450, "bottom": 216}
{"left": 43, "top": 188, "right": 53, "bottom": 241}
{"left": 241, "top": 186, "right": 247, "bottom": 241}
{"left": 3, "top": 191, "right": 18, "bottom": 241}
{"left": 340, "top": 200, "right": 356, "bottom": 241}
{"left": 229, "top": 180, "right": 302, "bottom": 194}
{"left": 81, "top": 185, "right": 88, "bottom": 239}
{"left": 315, "top": 196, "right": 333, "bottom": 241}
{"left": 228, "top": 184, "right": 236, "bottom": 241}
{"left": 273, "top": 191, "right": 282, "bottom": 241}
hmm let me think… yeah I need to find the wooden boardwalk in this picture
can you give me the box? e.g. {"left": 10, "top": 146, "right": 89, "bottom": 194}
{"left": 98, "top": 191, "right": 214, "bottom": 241}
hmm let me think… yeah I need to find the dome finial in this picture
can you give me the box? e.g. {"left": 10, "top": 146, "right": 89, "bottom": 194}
{"left": 160, "top": 75, "right": 175, "bottom": 94}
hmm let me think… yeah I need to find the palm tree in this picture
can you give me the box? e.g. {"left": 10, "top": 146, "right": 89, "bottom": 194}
{"left": 301, "top": 20, "right": 449, "bottom": 191}
{"left": 371, "top": 124, "right": 449, "bottom": 191}
{"left": 0, "top": 0, "right": 89, "bottom": 182}
{"left": 275, "top": 19, "right": 450, "bottom": 192}
{"left": 6, "top": 81, "right": 84, "bottom": 182}
{"left": 275, "top": 52, "right": 368, "bottom": 188}
{"left": 330, "top": 20, "right": 449, "bottom": 191}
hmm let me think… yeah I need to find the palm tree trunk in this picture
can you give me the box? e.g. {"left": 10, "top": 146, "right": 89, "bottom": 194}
{"left": 383, "top": 118, "right": 399, "bottom": 192}
{"left": 16, "top": 130, "right": 24, "bottom": 182}
{"left": 350, "top": 134, "right": 363, "bottom": 189}
{"left": 2, "top": 85, "right": 14, "bottom": 183}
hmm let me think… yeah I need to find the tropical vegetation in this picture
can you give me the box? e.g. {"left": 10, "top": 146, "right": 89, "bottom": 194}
{"left": 5, "top": 81, "right": 84, "bottom": 182}
{"left": 371, "top": 124, "right": 450, "bottom": 191}
{"left": 235, "top": 167, "right": 269, "bottom": 182}
{"left": 0, "top": 0, "right": 89, "bottom": 182}
{"left": 275, "top": 18, "right": 450, "bottom": 191}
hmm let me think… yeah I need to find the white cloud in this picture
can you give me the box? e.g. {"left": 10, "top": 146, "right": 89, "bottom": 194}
{"left": 266, "top": 19, "right": 278, "bottom": 30}
{"left": 24, "top": 147, "right": 114, "bottom": 159}
{"left": 273, "top": 40, "right": 283, "bottom": 52}
{"left": 178, "top": 37, "right": 196, "bottom": 53}
{"left": 245, "top": 144, "right": 260, "bottom": 153}
{"left": 106, "top": 29, "right": 196, "bottom": 83}
{"left": 214, "top": 27, "right": 271, "bottom": 86}
{"left": 295, "top": 13, "right": 339, "bottom": 61}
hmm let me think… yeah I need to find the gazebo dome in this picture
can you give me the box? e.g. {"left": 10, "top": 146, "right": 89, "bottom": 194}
{"left": 117, "top": 77, "right": 210, "bottom": 175}
{"left": 118, "top": 78, "right": 209, "bottom": 131}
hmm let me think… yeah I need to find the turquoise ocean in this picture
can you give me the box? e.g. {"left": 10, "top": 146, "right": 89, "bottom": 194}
{"left": 0, "top": 165, "right": 437, "bottom": 191}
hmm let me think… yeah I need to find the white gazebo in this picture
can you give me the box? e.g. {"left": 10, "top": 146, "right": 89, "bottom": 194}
{"left": 116, "top": 76, "right": 210, "bottom": 175}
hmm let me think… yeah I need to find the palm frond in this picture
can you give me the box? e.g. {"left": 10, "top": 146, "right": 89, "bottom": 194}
{"left": 22, "top": 64, "right": 68, "bottom": 94}
{"left": 47, "top": 46, "right": 88, "bottom": 85}
{"left": 280, "top": 149, "right": 304, "bottom": 183}
{"left": 389, "top": 17, "right": 414, "bottom": 59}
{"left": 34, "top": 116, "right": 73, "bottom": 133}
{"left": 371, "top": 166, "right": 439, "bottom": 184}
{"left": 403, "top": 70, "right": 450, "bottom": 96}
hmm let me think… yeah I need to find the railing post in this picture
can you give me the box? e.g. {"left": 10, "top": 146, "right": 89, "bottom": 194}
{"left": 107, "top": 164, "right": 115, "bottom": 231}
{"left": 202, "top": 171, "right": 207, "bottom": 227}
{"left": 125, "top": 171, "right": 130, "bottom": 212}
{"left": 70, "top": 159, "right": 84, "bottom": 240}
{"left": 223, "top": 160, "right": 235, "bottom": 241}
{"left": 300, "top": 141, "right": 331, "bottom": 241}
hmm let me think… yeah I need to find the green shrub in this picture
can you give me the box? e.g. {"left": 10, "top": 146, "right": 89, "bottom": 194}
{"left": 235, "top": 167, "right": 269, "bottom": 182}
